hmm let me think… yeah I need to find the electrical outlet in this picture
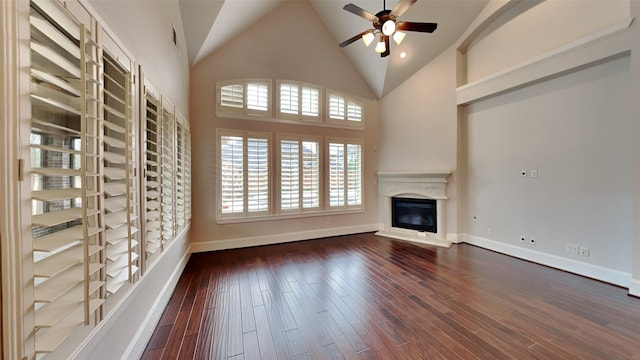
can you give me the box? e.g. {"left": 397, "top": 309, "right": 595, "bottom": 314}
{"left": 566, "top": 244, "right": 579, "bottom": 254}
{"left": 530, "top": 169, "right": 538, "bottom": 178}
{"left": 520, "top": 235, "right": 527, "bottom": 243}
{"left": 326, "top": 218, "right": 331, "bottom": 225}
{"left": 488, "top": 227, "right": 494, "bottom": 236}
{"left": 529, "top": 236, "right": 536, "bottom": 246}
{"left": 579, "top": 246, "right": 590, "bottom": 257}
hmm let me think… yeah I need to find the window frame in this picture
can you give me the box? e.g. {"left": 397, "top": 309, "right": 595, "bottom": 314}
{"left": 216, "top": 129, "right": 272, "bottom": 219}
{"left": 326, "top": 89, "right": 364, "bottom": 128}
{"left": 275, "top": 134, "right": 322, "bottom": 214}
{"left": 216, "top": 79, "right": 272, "bottom": 118}
{"left": 276, "top": 80, "right": 322, "bottom": 123}
{"left": 326, "top": 137, "right": 364, "bottom": 210}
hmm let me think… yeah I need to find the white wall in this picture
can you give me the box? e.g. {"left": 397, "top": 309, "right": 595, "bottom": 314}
{"left": 466, "top": 0, "right": 629, "bottom": 82}
{"left": 189, "top": 0, "right": 380, "bottom": 250}
{"left": 88, "top": 0, "right": 190, "bottom": 116}
{"left": 466, "top": 55, "right": 632, "bottom": 272}
{"left": 457, "top": 0, "right": 636, "bottom": 287}
{"left": 378, "top": 46, "right": 460, "bottom": 237}
{"left": 630, "top": 0, "right": 640, "bottom": 296}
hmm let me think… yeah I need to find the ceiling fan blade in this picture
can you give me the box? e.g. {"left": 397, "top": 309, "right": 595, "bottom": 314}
{"left": 381, "top": 35, "right": 390, "bottom": 57}
{"left": 339, "top": 29, "right": 374, "bottom": 48}
{"left": 343, "top": 3, "right": 378, "bottom": 22}
{"left": 390, "top": 0, "right": 417, "bottom": 17}
{"left": 397, "top": 21, "right": 438, "bottom": 33}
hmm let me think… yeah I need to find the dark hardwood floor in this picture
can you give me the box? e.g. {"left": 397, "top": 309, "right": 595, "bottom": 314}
{"left": 142, "top": 233, "right": 640, "bottom": 359}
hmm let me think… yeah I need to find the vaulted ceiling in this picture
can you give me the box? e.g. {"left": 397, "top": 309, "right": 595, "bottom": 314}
{"left": 178, "top": 0, "right": 487, "bottom": 99}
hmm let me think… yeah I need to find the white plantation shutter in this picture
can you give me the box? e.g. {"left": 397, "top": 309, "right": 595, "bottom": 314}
{"left": 347, "top": 144, "right": 362, "bottom": 205}
{"left": 247, "top": 137, "right": 269, "bottom": 212}
{"left": 328, "top": 139, "right": 363, "bottom": 209}
{"left": 280, "top": 140, "right": 299, "bottom": 210}
{"left": 347, "top": 101, "right": 362, "bottom": 122}
{"left": 175, "top": 119, "right": 186, "bottom": 230}
{"left": 218, "top": 131, "right": 270, "bottom": 218}
{"left": 302, "top": 141, "right": 320, "bottom": 209}
{"left": 280, "top": 83, "right": 298, "bottom": 115}
{"left": 161, "top": 106, "right": 175, "bottom": 244}
{"left": 301, "top": 87, "right": 319, "bottom": 117}
{"left": 102, "top": 51, "right": 139, "bottom": 296}
{"left": 220, "top": 84, "right": 243, "bottom": 108}
{"left": 185, "top": 131, "right": 192, "bottom": 223}
{"left": 277, "top": 137, "right": 320, "bottom": 213}
{"left": 220, "top": 135, "right": 244, "bottom": 214}
{"left": 142, "top": 88, "right": 162, "bottom": 257}
{"left": 329, "top": 94, "right": 345, "bottom": 120}
{"left": 28, "top": 0, "right": 106, "bottom": 354}
{"left": 247, "top": 83, "right": 269, "bottom": 112}
{"left": 328, "top": 143, "right": 345, "bottom": 207}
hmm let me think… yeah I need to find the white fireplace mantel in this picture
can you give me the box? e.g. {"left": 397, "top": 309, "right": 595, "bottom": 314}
{"left": 376, "top": 171, "right": 452, "bottom": 248}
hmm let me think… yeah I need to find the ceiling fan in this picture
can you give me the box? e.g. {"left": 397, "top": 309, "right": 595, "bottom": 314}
{"left": 339, "top": 0, "right": 437, "bottom": 57}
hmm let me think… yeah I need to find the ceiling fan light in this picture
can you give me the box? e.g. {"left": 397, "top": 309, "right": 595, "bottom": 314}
{"left": 362, "top": 32, "right": 375, "bottom": 47}
{"left": 382, "top": 19, "right": 396, "bottom": 36}
{"left": 393, "top": 30, "right": 406, "bottom": 45}
{"left": 374, "top": 36, "right": 386, "bottom": 53}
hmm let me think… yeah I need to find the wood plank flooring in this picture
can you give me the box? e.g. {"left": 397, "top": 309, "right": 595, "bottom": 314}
{"left": 142, "top": 233, "right": 640, "bottom": 359}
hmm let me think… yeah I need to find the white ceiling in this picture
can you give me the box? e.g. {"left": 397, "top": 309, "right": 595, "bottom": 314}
{"left": 178, "top": 0, "right": 488, "bottom": 98}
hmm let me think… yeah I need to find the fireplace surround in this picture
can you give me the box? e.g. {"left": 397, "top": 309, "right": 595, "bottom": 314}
{"left": 376, "top": 172, "right": 451, "bottom": 248}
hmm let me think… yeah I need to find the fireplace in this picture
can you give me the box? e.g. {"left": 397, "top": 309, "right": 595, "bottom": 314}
{"left": 376, "top": 172, "right": 451, "bottom": 248}
{"left": 392, "top": 197, "right": 437, "bottom": 233}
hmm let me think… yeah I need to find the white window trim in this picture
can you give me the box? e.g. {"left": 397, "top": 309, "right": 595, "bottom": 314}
{"left": 326, "top": 89, "right": 364, "bottom": 128}
{"left": 276, "top": 80, "right": 322, "bottom": 123}
{"left": 326, "top": 137, "right": 364, "bottom": 210}
{"left": 275, "top": 134, "right": 322, "bottom": 215}
{"left": 216, "top": 128, "right": 272, "bottom": 220}
{"left": 216, "top": 79, "right": 272, "bottom": 118}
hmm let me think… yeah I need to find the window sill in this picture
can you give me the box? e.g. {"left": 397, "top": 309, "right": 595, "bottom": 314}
{"left": 216, "top": 111, "right": 364, "bottom": 130}
{"left": 216, "top": 208, "right": 365, "bottom": 224}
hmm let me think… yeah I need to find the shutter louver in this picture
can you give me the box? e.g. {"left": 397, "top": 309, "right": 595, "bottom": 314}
{"left": 301, "top": 87, "right": 319, "bottom": 117}
{"left": 102, "top": 53, "right": 139, "bottom": 296}
{"left": 175, "top": 121, "right": 186, "bottom": 231}
{"left": 280, "top": 83, "right": 298, "bottom": 115}
{"left": 161, "top": 107, "right": 175, "bottom": 244}
{"left": 347, "top": 144, "right": 362, "bottom": 205}
{"left": 220, "top": 84, "right": 243, "bottom": 109}
{"left": 329, "top": 94, "right": 345, "bottom": 120}
{"left": 29, "top": 0, "right": 105, "bottom": 354}
{"left": 328, "top": 143, "right": 345, "bottom": 207}
{"left": 280, "top": 140, "right": 299, "bottom": 210}
{"left": 247, "top": 137, "right": 269, "bottom": 212}
{"left": 301, "top": 141, "right": 320, "bottom": 209}
{"left": 220, "top": 136, "right": 244, "bottom": 214}
{"left": 247, "top": 83, "right": 268, "bottom": 111}
{"left": 347, "top": 101, "right": 362, "bottom": 122}
{"left": 143, "top": 91, "right": 162, "bottom": 256}
{"left": 184, "top": 132, "right": 192, "bottom": 222}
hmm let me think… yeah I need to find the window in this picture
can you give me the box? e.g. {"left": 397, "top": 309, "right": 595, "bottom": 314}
{"left": 218, "top": 130, "right": 271, "bottom": 218}
{"left": 217, "top": 80, "right": 271, "bottom": 117}
{"left": 327, "top": 90, "right": 363, "bottom": 127}
{"left": 277, "top": 136, "right": 320, "bottom": 213}
{"left": 277, "top": 81, "right": 321, "bottom": 121}
{"left": 328, "top": 139, "right": 363, "bottom": 209}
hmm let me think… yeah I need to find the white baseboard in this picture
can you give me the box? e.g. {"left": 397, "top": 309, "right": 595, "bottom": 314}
{"left": 462, "top": 234, "right": 632, "bottom": 288}
{"left": 629, "top": 279, "right": 640, "bottom": 297}
{"left": 191, "top": 223, "right": 379, "bottom": 252}
{"left": 447, "top": 233, "right": 461, "bottom": 244}
{"left": 122, "top": 243, "right": 192, "bottom": 359}
{"left": 71, "top": 227, "right": 192, "bottom": 360}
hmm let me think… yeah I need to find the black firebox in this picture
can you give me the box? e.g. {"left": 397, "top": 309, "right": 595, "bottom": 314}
{"left": 391, "top": 197, "right": 437, "bottom": 233}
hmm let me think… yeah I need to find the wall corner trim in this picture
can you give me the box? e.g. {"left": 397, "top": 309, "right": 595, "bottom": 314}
{"left": 456, "top": 17, "right": 633, "bottom": 105}
{"left": 629, "top": 279, "right": 640, "bottom": 297}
